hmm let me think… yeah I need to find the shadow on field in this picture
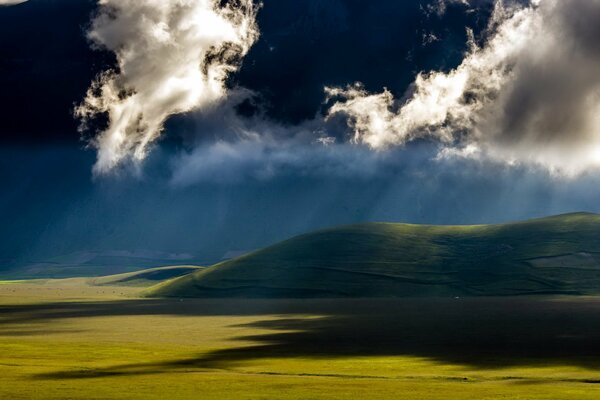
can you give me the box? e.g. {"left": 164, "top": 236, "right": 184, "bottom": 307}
{"left": 2, "top": 298, "right": 600, "bottom": 378}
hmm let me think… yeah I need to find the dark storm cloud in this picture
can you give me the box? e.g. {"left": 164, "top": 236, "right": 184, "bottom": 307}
{"left": 475, "top": 0, "right": 600, "bottom": 172}
{"left": 328, "top": 0, "right": 600, "bottom": 174}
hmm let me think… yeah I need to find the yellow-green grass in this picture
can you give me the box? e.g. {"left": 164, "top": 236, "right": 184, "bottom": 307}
{"left": 2, "top": 283, "right": 600, "bottom": 399}
{"left": 0, "top": 266, "right": 202, "bottom": 305}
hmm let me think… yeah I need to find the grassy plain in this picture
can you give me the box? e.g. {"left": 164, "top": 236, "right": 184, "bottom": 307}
{"left": 2, "top": 280, "right": 600, "bottom": 399}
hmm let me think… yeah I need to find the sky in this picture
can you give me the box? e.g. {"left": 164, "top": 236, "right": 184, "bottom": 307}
{"left": 2, "top": 0, "right": 600, "bottom": 271}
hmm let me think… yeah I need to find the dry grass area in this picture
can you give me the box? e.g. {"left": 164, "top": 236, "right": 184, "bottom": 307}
{"left": 2, "top": 281, "right": 600, "bottom": 399}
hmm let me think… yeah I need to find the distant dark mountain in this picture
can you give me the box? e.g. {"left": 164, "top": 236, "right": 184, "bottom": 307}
{"left": 1, "top": 250, "right": 204, "bottom": 279}
{"left": 149, "top": 213, "right": 600, "bottom": 298}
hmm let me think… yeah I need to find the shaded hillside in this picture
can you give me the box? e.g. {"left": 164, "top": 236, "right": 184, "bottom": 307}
{"left": 90, "top": 266, "right": 204, "bottom": 287}
{"left": 148, "top": 213, "right": 600, "bottom": 298}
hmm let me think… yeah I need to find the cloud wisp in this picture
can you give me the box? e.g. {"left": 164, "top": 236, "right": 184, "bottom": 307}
{"left": 327, "top": 0, "right": 600, "bottom": 175}
{"left": 76, "top": 0, "right": 259, "bottom": 174}
{"left": 170, "top": 139, "right": 395, "bottom": 185}
{"left": 0, "top": 0, "right": 28, "bottom": 6}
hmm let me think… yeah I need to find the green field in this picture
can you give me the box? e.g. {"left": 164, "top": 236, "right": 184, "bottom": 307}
{"left": 2, "top": 279, "right": 600, "bottom": 399}
{"left": 150, "top": 213, "right": 600, "bottom": 298}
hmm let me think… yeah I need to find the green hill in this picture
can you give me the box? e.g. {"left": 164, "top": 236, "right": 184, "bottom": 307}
{"left": 147, "top": 213, "right": 600, "bottom": 298}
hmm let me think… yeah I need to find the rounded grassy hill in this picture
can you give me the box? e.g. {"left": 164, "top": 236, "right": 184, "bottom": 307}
{"left": 147, "top": 213, "right": 600, "bottom": 298}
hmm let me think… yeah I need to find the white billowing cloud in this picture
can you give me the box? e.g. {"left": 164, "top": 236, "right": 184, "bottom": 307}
{"left": 76, "top": 0, "right": 259, "bottom": 174}
{"left": 327, "top": 0, "right": 600, "bottom": 175}
{"left": 170, "top": 139, "right": 391, "bottom": 185}
{"left": 0, "top": 0, "right": 28, "bottom": 5}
